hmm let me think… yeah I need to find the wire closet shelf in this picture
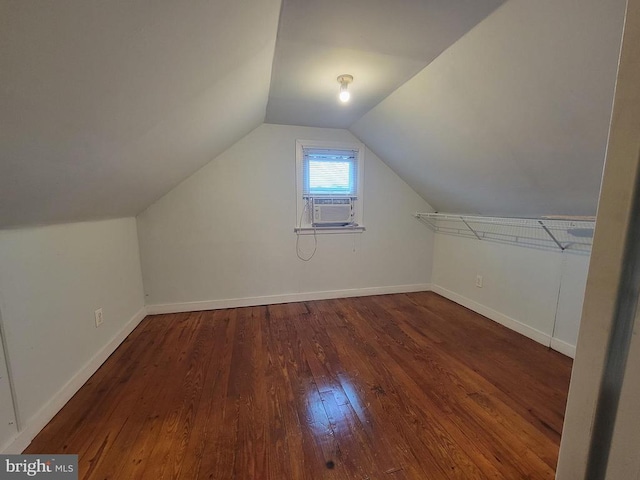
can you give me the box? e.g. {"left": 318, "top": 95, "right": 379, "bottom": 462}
{"left": 415, "top": 213, "right": 596, "bottom": 253}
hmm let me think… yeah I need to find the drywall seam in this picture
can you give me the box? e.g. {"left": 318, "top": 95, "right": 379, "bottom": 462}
{"left": 0, "top": 305, "right": 19, "bottom": 432}
{"left": 0, "top": 307, "right": 148, "bottom": 454}
{"left": 551, "top": 251, "right": 567, "bottom": 341}
{"left": 146, "top": 284, "right": 433, "bottom": 315}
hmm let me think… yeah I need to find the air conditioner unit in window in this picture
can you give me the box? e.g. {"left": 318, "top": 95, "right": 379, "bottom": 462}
{"left": 311, "top": 197, "right": 354, "bottom": 226}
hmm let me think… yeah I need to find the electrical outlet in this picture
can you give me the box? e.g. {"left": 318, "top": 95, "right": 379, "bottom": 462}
{"left": 475, "top": 275, "right": 483, "bottom": 288}
{"left": 94, "top": 308, "right": 104, "bottom": 327}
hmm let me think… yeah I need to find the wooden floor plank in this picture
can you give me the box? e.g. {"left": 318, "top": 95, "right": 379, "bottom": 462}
{"left": 349, "top": 300, "right": 554, "bottom": 477}
{"left": 24, "top": 292, "right": 572, "bottom": 479}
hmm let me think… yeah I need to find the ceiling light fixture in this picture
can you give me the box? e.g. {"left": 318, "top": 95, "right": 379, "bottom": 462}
{"left": 337, "top": 74, "right": 353, "bottom": 103}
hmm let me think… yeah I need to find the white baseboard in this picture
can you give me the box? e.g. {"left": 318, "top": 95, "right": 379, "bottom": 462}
{"left": 431, "top": 284, "right": 575, "bottom": 358}
{"left": 1, "top": 307, "right": 148, "bottom": 454}
{"left": 146, "top": 283, "right": 433, "bottom": 315}
{"left": 550, "top": 337, "right": 577, "bottom": 358}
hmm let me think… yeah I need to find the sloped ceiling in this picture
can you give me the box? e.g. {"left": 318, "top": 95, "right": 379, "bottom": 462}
{"left": 0, "top": 0, "right": 281, "bottom": 228}
{"left": 350, "top": 0, "right": 627, "bottom": 217}
{"left": 266, "top": 0, "right": 504, "bottom": 128}
{"left": 0, "top": 0, "right": 628, "bottom": 228}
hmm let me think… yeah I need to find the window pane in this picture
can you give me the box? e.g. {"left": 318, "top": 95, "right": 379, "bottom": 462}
{"left": 309, "top": 160, "right": 351, "bottom": 195}
{"left": 302, "top": 147, "right": 358, "bottom": 197}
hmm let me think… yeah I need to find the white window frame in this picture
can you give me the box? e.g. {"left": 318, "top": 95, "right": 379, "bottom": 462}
{"left": 295, "top": 139, "right": 365, "bottom": 234}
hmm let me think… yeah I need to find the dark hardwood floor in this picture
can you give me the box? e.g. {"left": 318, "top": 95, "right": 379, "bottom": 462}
{"left": 25, "top": 292, "right": 573, "bottom": 479}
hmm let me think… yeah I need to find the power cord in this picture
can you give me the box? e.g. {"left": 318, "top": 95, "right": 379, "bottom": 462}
{"left": 296, "top": 199, "right": 317, "bottom": 261}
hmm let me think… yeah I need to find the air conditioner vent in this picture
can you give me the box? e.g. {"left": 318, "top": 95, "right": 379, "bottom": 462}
{"left": 312, "top": 198, "right": 354, "bottom": 226}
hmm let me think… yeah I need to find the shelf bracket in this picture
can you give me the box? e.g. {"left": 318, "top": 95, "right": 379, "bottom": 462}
{"left": 461, "top": 217, "right": 482, "bottom": 240}
{"left": 538, "top": 220, "right": 565, "bottom": 251}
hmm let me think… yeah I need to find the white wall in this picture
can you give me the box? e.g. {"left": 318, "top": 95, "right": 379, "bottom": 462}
{"left": 431, "top": 233, "right": 590, "bottom": 357}
{"left": 137, "top": 123, "right": 434, "bottom": 310}
{"left": 0, "top": 218, "right": 145, "bottom": 452}
{"left": 554, "top": 253, "right": 591, "bottom": 349}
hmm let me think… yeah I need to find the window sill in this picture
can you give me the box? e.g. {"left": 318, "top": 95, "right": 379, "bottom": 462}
{"left": 294, "top": 226, "right": 366, "bottom": 235}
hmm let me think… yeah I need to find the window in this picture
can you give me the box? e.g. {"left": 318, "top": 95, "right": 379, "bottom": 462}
{"left": 295, "top": 140, "right": 365, "bottom": 233}
{"left": 303, "top": 148, "right": 358, "bottom": 197}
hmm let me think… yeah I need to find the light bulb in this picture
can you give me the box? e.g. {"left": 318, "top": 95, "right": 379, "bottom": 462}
{"left": 337, "top": 74, "right": 353, "bottom": 103}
